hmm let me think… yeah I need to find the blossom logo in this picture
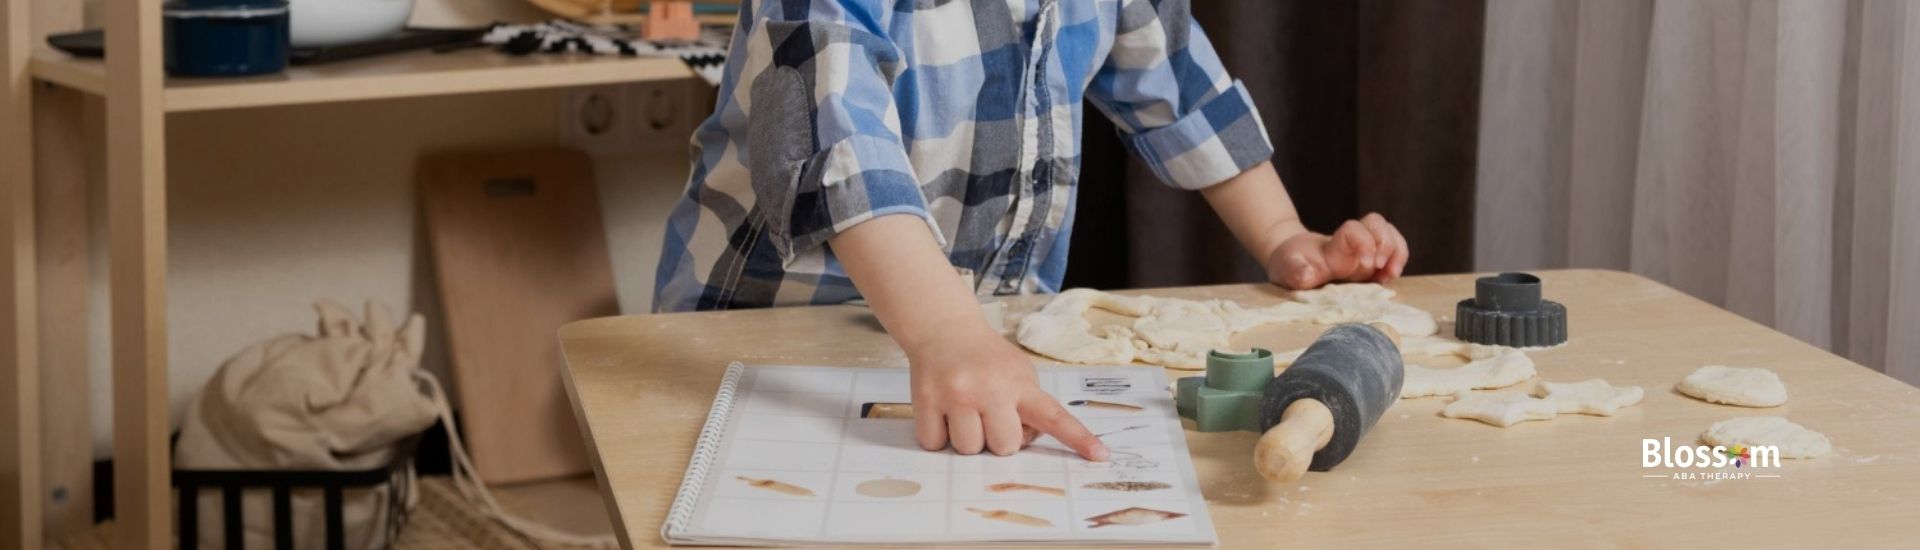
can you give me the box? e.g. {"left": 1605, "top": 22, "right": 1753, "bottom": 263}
{"left": 1641, "top": 437, "right": 1781, "bottom": 480}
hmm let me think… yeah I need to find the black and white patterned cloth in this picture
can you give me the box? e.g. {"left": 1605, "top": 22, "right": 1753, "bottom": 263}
{"left": 481, "top": 19, "right": 729, "bottom": 85}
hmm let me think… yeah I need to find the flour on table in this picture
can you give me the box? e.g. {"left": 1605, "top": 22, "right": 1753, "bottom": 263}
{"left": 1534, "top": 379, "right": 1644, "bottom": 416}
{"left": 1676, "top": 365, "right": 1788, "bottom": 407}
{"left": 1440, "top": 392, "right": 1559, "bottom": 427}
{"left": 1400, "top": 346, "right": 1536, "bottom": 398}
{"left": 1016, "top": 283, "right": 1439, "bottom": 369}
{"left": 1699, "top": 417, "right": 1831, "bottom": 458}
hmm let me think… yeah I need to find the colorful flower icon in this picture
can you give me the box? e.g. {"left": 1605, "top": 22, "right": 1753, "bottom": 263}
{"left": 1723, "top": 445, "right": 1751, "bottom": 468}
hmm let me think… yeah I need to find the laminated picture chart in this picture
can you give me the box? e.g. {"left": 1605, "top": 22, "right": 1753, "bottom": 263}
{"left": 660, "top": 364, "right": 1219, "bottom": 546}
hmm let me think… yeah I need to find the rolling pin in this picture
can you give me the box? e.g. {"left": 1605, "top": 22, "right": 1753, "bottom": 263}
{"left": 1253, "top": 323, "right": 1405, "bottom": 483}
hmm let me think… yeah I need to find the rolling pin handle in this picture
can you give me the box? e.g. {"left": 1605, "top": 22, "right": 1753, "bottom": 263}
{"left": 1253, "top": 398, "right": 1335, "bottom": 483}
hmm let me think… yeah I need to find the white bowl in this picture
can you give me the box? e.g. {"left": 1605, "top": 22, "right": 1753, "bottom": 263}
{"left": 289, "top": 0, "right": 415, "bottom": 48}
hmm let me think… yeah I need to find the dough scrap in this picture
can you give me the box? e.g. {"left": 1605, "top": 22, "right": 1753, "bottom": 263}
{"left": 1699, "top": 416, "right": 1831, "bottom": 458}
{"left": 1400, "top": 346, "right": 1537, "bottom": 398}
{"left": 1398, "top": 335, "right": 1474, "bottom": 358}
{"left": 1440, "top": 392, "right": 1559, "bottom": 427}
{"left": 1016, "top": 284, "right": 1440, "bottom": 369}
{"left": 1535, "top": 379, "right": 1645, "bottom": 416}
{"left": 1677, "top": 365, "right": 1788, "bottom": 407}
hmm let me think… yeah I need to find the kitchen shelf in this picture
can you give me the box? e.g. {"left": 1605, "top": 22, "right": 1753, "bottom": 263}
{"left": 4, "top": 2, "right": 711, "bottom": 545}
{"left": 30, "top": 46, "right": 695, "bottom": 112}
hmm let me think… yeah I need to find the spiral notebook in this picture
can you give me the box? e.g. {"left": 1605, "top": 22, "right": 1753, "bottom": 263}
{"left": 661, "top": 364, "right": 1219, "bottom": 546}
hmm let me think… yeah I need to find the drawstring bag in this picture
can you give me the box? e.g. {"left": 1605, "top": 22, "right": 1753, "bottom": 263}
{"left": 173, "top": 300, "right": 619, "bottom": 548}
{"left": 174, "top": 300, "right": 436, "bottom": 549}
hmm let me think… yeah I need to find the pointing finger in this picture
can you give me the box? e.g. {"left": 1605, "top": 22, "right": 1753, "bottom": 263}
{"left": 1019, "top": 393, "right": 1108, "bottom": 461}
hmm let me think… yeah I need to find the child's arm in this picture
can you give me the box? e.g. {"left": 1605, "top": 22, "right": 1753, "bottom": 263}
{"left": 711, "top": 3, "right": 1103, "bottom": 460}
{"left": 1079, "top": 1, "right": 1406, "bottom": 287}
{"left": 830, "top": 216, "right": 1109, "bottom": 461}
{"left": 1200, "top": 161, "right": 1408, "bottom": 288}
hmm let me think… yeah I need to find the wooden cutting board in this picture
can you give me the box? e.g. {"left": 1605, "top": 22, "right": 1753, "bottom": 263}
{"left": 420, "top": 149, "right": 615, "bottom": 484}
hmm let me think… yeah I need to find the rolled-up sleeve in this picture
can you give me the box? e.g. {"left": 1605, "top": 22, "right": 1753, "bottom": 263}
{"left": 1085, "top": 0, "right": 1274, "bottom": 191}
{"left": 735, "top": 6, "right": 944, "bottom": 266}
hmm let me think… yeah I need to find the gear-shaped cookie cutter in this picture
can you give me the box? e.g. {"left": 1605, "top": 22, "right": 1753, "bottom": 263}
{"left": 1455, "top": 272, "right": 1567, "bottom": 347}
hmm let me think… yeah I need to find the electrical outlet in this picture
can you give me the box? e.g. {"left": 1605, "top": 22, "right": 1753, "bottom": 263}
{"left": 560, "top": 84, "right": 632, "bottom": 154}
{"left": 559, "top": 80, "right": 699, "bottom": 155}
{"left": 627, "top": 79, "right": 698, "bottom": 149}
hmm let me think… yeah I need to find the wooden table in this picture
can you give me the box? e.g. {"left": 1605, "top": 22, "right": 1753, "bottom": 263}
{"left": 559, "top": 269, "right": 1920, "bottom": 548}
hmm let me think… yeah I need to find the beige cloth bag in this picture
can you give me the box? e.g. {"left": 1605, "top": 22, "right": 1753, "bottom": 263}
{"left": 174, "top": 300, "right": 438, "bottom": 549}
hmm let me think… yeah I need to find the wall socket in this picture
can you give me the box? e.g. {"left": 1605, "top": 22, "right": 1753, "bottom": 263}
{"left": 560, "top": 80, "right": 704, "bottom": 155}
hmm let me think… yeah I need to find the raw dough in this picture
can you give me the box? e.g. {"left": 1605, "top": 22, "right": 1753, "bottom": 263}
{"left": 1017, "top": 284, "right": 1439, "bottom": 369}
{"left": 1400, "top": 346, "right": 1537, "bottom": 398}
{"left": 1677, "top": 365, "right": 1788, "bottom": 407}
{"left": 1535, "top": 379, "right": 1645, "bottom": 416}
{"left": 1014, "top": 289, "right": 1151, "bottom": 365}
{"left": 1398, "top": 335, "right": 1473, "bottom": 358}
{"left": 1699, "top": 416, "right": 1831, "bottom": 458}
{"left": 1440, "top": 392, "right": 1559, "bottom": 427}
{"left": 1290, "top": 284, "right": 1440, "bottom": 336}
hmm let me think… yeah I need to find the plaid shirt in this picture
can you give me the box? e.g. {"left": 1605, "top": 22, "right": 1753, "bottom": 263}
{"left": 653, "top": 0, "right": 1273, "bottom": 312}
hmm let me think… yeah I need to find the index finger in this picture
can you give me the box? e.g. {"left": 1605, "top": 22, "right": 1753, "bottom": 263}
{"left": 1018, "top": 393, "right": 1109, "bottom": 461}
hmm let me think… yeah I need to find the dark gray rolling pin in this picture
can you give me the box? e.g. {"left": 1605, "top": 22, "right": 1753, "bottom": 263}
{"left": 1253, "top": 323, "right": 1405, "bottom": 483}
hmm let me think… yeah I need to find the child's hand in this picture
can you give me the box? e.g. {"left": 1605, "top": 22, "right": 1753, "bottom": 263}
{"left": 908, "top": 327, "right": 1109, "bottom": 461}
{"left": 1266, "top": 213, "right": 1408, "bottom": 289}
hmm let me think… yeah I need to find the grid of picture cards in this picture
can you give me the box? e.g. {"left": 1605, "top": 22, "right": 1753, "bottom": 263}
{"left": 660, "top": 364, "right": 1218, "bottom": 546}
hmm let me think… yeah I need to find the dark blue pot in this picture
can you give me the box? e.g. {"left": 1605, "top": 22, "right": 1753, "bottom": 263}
{"left": 164, "top": 2, "right": 290, "bottom": 77}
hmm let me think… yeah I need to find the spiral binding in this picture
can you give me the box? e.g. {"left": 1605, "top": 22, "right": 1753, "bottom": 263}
{"left": 660, "top": 362, "right": 747, "bottom": 542}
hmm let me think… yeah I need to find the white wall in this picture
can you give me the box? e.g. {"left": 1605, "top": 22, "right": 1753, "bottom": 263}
{"left": 79, "top": 1, "right": 695, "bottom": 456}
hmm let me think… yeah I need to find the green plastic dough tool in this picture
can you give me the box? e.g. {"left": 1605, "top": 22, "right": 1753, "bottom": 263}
{"left": 1174, "top": 348, "right": 1275, "bottom": 432}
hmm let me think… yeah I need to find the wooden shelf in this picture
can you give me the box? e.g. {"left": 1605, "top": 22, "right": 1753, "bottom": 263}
{"left": 30, "top": 47, "right": 695, "bottom": 112}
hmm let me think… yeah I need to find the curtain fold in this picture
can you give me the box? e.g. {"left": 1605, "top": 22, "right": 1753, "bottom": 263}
{"left": 1477, "top": 0, "right": 1920, "bottom": 383}
{"left": 1068, "top": 0, "right": 1486, "bottom": 290}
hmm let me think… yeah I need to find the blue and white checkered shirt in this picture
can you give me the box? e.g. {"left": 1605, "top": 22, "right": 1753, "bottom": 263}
{"left": 653, "top": 0, "right": 1273, "bottom": 311}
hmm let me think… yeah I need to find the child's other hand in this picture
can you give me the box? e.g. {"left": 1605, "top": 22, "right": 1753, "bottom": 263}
{"left": 908, "top": 328, "right": 1109, "bottom": 461}
{"left": 1266, "top": 213, "right": 1408, "bottom": 289}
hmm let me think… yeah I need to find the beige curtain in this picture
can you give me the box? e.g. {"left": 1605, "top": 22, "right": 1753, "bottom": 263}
{"left": 1475, "top": 0, "right": 1920, "bottom": 385}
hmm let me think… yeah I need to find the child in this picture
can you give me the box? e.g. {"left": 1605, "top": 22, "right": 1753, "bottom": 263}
{"left": 655, "top": 0, "right": 1407, "bottom": 462}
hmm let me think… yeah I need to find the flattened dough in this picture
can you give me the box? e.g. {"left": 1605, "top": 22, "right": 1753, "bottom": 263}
{"left": 1535, "top": 379, "right": 1645, "bottom": 416}
{"left": 1440, "top": 392, "right": 1559, "bottom": 427}
{"left": 1400, "top": 346, "right": 1537, "bottom": 398}
{"left": 1699, "top": 416, "right": 1831, "bottom": 458}
{"left": 1677, "top": 365, "right": 1788, "bottom": 407}
{"left": 1291, "top": 283, "right": 1439, "bottom": 336}
{"left": 1398, "top": 335, "right": 1473, "bottom": 358}
{"left": 1017, "top": 283, "right": 1439, "bottom": 369}
{"left": 1015, "top": 289, "right": 1150, "bottom": 365}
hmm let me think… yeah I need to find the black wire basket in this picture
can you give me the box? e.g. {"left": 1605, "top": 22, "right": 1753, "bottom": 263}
{"left": 172, "top": 436, "right": 419, "bottom": 550}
